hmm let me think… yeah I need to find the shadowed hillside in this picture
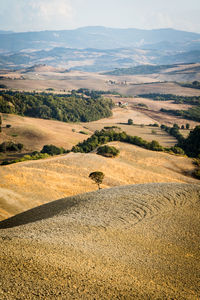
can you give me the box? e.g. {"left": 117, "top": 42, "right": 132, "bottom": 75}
{"left": 0, "top": 183, "right": 200, "bottom": 298}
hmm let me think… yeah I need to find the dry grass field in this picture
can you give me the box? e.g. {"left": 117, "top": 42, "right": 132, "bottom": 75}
{"left": 109, "top": 96, "right": 200, "bottom": 127}
{"left": 0, "top": 107, "right": 179, "bottom": 158}
{"left": 0, "top": 114, "right": 93, "bottom": 153}
{"left": 0, "top": 183, "right": 200, "bottom": 299}
{"left": 1, "top": 65, "right": 200, "bottom": 96}
{"left": 0, "top": 142, "right": 198, "bottom": 220}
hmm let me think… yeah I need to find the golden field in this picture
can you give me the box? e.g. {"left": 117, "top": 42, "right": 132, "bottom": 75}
{"left": 0, "top": 141, "right": 198, "bottom": 221}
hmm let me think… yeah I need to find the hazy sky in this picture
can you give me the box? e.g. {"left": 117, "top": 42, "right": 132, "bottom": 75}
{"left": 1, "top": 0, "right": 200, "bottom": 33}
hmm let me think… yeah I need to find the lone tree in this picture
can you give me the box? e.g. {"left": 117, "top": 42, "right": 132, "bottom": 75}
{"left": 128, "top": 119, "right": 133, "bottom": 125}
{"left": 89, "top": 171, "right": 105, "bottom": 190}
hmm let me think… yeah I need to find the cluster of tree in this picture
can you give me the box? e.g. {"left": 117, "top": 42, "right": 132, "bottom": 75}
{"left": 160, "top": 124, "right": 200, "bottom": 158}
{"left": 97, "top": 145, "right": 119, "bottom": 157}
{"left": 40, "top": 144, "right": 69, "bottom": 156}
{"left": 1, "top": 152, "right": 50, "bottom": 166}
{"left": 0, "top": 141, "right": 23, "bottom": 152}
{"left": 0, "top": 91, "right": 114, "bottom": 122}
{"left": 149, "top": 123, "right": 159, "bottom": 127}
{"left": 104, "top": 64, "right": 173, "bottom": 76}
{"left": 193, "top": 158, "right": 200, "bottom": 179}
{"left": 160, "top": 124, "right": 184, "bottom": 143}
{"left": 76, "top": 89, "right": 119, "bottom": 98}
{"left": 1, "top": 144, "right": 69, "bottom": 165}
{"left": 179, "top": 126, "right": 200, "bottom": 158}
{"left": 72, "top": 129, "right": 165, "bottom": 154}
{"left": 180, "top": 81, "right": 200, "bottom": 90}
{"left": 139, "top": 93, "right": 200, "bottom": 105}
{"left": 160, "top": 107, "right": 200, "bottom": 122}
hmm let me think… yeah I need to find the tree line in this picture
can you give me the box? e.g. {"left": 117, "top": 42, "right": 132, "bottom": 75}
{"left": 0, "top": 91, "right": 114, "bottom": 122}
{"left": 138, "top": 93, "right": 200, "bottom": 105}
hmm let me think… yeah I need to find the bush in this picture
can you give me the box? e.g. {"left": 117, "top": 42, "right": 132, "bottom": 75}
{"left": 151, "top": 129, "right": 157, "bottom": 135}
{"left": 148, "top": 140, "right": 163, "bottom": 151}
{"left": 79, "top": 131, "right": 88, "bottom": 135}
{"left": 194, "top": 168, "right": 200, "bottom": 179}
{"left": 97, "top": 145, "right": 120, "bottom": 158}
{"left": 170, "top": 146, "right": 185, "bottom": 155}
{"left": 0, "top": 142, "right": 24, "bottom": 152}
{"left": 41, "top": 144, "right": 65, "bottom": 155}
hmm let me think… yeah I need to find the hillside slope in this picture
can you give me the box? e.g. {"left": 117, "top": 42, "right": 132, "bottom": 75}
{"left": 0, "top": 142, "right": 198, "bottom": 220}
{"left": 0, "top": 183, "right": 200, "bottom": 299}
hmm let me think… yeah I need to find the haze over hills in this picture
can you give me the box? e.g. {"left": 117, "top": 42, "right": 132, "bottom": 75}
{"left": 0, "top": 26, "right": 200, "bottom": 71}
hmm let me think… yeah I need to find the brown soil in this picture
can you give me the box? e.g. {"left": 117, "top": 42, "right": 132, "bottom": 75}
{"left": 0, "top": 183, "right": 199, "bottom": 299}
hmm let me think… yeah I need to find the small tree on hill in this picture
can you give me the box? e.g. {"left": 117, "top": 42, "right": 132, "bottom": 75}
{"left": 89, "top": 171, "right": 105, "bottom": 190}
{"left": 128, "top": 119, "right": 133, "bottom": 125}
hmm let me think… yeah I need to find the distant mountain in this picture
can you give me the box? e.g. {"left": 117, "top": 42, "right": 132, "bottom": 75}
{"left": 0, "top": 30, "right": 13, "bottom": 35}
{"left": 0, "top": 27, "right": 199, "bottom": 52}
{"left": 0, "top": 27, "right": 200, "bottom": 71}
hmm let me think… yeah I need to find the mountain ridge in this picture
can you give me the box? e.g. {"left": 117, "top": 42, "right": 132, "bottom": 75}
{"left": 0, "top": 26, "right": 200, "bottom": 71}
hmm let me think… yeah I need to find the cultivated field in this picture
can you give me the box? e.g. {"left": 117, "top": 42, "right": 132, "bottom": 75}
{"left": 1, "top": 64, "right": 200, "bottom": 96}
{"left": 0, "top": 183, "right": 199, "bottom": 299}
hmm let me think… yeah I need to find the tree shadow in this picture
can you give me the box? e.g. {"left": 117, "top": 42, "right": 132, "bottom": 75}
{"left": 0, "top": 196, "right": 80, "bottom": 229}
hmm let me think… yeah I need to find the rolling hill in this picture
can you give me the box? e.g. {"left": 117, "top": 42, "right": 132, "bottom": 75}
{"left": 0, "top": 141, "right": 198, "bottom": 221}
{"left": 0, "top": 27, "right": 200, "bottom": 71}
{"left": 0, "top": 183, "right": 199, "bottom": 298}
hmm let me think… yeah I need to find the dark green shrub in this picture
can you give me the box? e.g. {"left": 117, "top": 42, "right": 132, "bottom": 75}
{"left": 79, "top": 131, "right": 88, "bottom": 135}
{"left": 148, "top": 140, "right": 164, "bottom": 151}
{"left": 97, "top": 145, "right": 120, "bottom": 157}
{"left": 0, "top": 141, "right": 24, "bottom": 152}
{"left": 41, "top": 144, "right": 65, "bottom": 155}
{"left": 194, "top": 168, "right": 200, "bottom": 179}
{"left": 170, "top": 146, "right": 185, "bottom": 155}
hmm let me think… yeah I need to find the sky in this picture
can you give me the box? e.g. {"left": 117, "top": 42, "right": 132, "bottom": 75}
{"left": 0, "top": 0, "right": 200, "bottom": 33}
